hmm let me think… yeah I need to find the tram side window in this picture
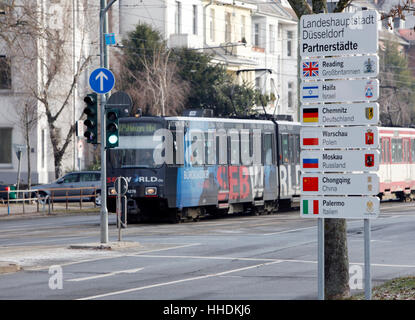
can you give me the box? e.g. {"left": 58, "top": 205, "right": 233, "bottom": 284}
{"left": 281, "top": 134, "right": 289, "bottom": 164}
{"left": 229, "top": 130, "right": 240, "bottom": 165}
{"left": 263, "top": 133, "right": 273, "bottom": 165}
{"left": 404, "top": 140, "right": 410, "bottom": 162}
{"left": 295, "top": 134, "right": 300, "bottom": 164}
{"left": 392, "top": 138, "right": 403, "bottom": 163}
{"left": 412, "top": 139, "right": 415, "bottom": 163}
{"left": 288, "top": 134, "right": 300, "bottom": 164}
{"left": 384, "top": 139, "right": 390, "bottom": 163}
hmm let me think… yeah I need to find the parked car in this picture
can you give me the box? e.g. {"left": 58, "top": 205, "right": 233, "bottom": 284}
{"left": 0, "top": 184, "right": 16, "bottom": 201}
{"left": 31, "top": 171, "right": 101, "bottom": 206}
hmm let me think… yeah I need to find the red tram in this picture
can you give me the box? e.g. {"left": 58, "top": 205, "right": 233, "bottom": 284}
{"left": 379, "top": 127, "right": 415, "bottom": 201}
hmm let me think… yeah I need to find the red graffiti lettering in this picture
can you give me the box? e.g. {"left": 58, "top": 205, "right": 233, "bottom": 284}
{"left": 229, "top": 166, "right": 239, "bottom": 200}
{"left": 239, "top": 166, "right": 250, "bottom": 199}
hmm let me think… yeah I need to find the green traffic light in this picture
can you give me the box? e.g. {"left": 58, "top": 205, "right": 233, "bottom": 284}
{"left": 108, "top": 134, "right": 119, "bottom": 145}
{"left": 105, "top": 108, "right": 119, "bottom": 148}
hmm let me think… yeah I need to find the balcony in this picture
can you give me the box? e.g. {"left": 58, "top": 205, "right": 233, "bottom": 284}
{"left": 168, "top": 34, "right": 203, "bottom": 50}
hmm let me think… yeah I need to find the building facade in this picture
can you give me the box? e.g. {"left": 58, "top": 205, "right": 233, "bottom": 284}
{"left": 0, "top": 0, "right": 94, "bottom": 185}
{"left": 110, "top": 0, "right": 299, "bottom": 120}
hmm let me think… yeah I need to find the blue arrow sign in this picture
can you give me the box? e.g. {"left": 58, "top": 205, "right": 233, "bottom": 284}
{"left": 89, "top": 67, "right": 115, "bottom": 94}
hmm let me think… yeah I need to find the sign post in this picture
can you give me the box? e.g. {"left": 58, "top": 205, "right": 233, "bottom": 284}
{"left": 114, "top": 176, "right": 128, "bottom": 241}
{"left": 300, "top": 10, "right": 379, "bottom": 300}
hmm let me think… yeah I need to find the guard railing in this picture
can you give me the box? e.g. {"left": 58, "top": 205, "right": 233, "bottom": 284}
{"left": 0, "top": 187, "right": 99, "bottom": 215}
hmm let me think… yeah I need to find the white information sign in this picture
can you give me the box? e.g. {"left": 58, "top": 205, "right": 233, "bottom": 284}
{"left": 301, "top": 79, "right": 379, "bottom": 103}
{"left": 301, "top": 55, "right": 379, "bottom": 81}
{"left": 301, "top": 150, "right": 380, "bottom": 173}
{"left": 300, "top": 196, "right": 380, "bottom": 219}
{"left": 301, "top": 173, "right": 379, "bottom": 196}
{"left": 301, "top": 126, "right": 379, "bottom": 149}
{"left": 300, "top": 10, "right": 379, "bottom": 57}
{"left": 301, "top": 103, "right": 379, "bottom": 126}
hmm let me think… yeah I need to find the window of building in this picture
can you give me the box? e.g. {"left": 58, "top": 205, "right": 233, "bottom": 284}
{"left": 0, "top": 128, "right": 12, "bottom": 164}
{"left": 287, "top": 30, "right": 293, "bottom": 57}
{"left": 0, "top": 55, "right": 11, "bottom": 89}
{"left": 192, "top": 5, "right": 198, "bottom": 35}
{"left": 270, "top": 78, "right": 276, "bottom": 96}
{"left": 241, "top": 15, "right": 246, "bottom": 42}
{"left": 225, "top": 12, "right": 231, "bottom": 42}
{"left": 287, "top": 82, "right": 294, "bottom": 109}
{"left": 254, "top": 23, "right": 260, "bottom": 46}
{"left": 269, "top": 24, "right": 275, "bottom": 54}
{"left": 255, "top": 77, "right": 261, "bottom": 90}
{"left": 175, "top": 1, "right": 182, "bottom": 34}
{"left": 209, "top": 8, "right": 215, "bottom": 41}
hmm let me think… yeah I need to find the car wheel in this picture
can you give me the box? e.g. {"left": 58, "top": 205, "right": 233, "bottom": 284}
{"left": 37, "top": 192, "right": 50, "bottom": 205}
{"left": 95, "top": 191, "right": 101, "bottom": 206}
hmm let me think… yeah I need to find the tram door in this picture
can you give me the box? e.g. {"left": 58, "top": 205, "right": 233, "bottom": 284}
{"left": 411, "top": 139, "right": 415, "bottom": 183}
{"left": 382, "top": 137, "right": 391, "bottom": 184}
{"left": 404, "top": 138, "right": 411, "bottom": 184}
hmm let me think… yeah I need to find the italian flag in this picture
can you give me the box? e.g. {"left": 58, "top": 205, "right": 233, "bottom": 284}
{"left": 303, "top": 199, "right": 319, "bottom": 215}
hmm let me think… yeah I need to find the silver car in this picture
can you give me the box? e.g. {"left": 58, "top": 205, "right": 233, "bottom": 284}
{"left": 32, "top": 171, "right": 101, "bottom": 206}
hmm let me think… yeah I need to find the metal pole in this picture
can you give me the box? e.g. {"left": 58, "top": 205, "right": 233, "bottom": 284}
{"left": 117, "top": 178, "right": 121, "bottom": 242}
{"left": 364, "top": 219, "right": 371, "bottom": 300}
{"left": 16, "top": 150, "right": 22, "bottom": 200}
{"left": 99, "top": 0, "right": 118, "bottom": 245}
{"left": 318, "top": 218, "right": 325, "bottom": 300}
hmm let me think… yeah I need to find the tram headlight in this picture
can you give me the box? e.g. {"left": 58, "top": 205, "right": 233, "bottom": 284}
{"left": 108, "top": 187, "right": 117, "bottom": 195}
{"left": 145, "top": 187, "right": 157, "bottom": 196}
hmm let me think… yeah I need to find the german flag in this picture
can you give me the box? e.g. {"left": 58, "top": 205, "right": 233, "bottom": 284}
{"left": 303, "top": 107, "right": 318, "bottom": 123}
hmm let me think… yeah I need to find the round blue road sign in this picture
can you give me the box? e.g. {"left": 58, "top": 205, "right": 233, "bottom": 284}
{"left": 89, "top": 67, "right": 115, "bottom": 94}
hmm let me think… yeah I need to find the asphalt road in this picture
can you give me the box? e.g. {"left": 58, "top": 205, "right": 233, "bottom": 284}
{"left": 0, "top": 201, "right": 415, "bottom": 300}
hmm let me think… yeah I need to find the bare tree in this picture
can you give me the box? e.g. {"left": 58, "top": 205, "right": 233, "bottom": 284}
{"left": 12, "top": 97, "right": 38, "bottom": 190}
{"left": 114, "top": 40, "right": 190, "bottom": 116}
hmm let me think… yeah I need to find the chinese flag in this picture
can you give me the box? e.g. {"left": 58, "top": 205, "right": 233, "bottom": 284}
{"left": 303, "top": 177, "right": 319, "bottom": 192}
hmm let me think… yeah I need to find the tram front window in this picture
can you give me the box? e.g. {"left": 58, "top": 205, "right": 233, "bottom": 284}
{"left": 109, "top": 121, "right": 163, "bottom": 169}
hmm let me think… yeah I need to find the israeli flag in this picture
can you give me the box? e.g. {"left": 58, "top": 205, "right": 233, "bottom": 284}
{"left": 303, "top": 85, "right": 319, "bottom": 99}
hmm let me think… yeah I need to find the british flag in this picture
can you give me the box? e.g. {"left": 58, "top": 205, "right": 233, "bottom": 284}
{"left": 303, "top": 61, "right": 319, "bottom": 77}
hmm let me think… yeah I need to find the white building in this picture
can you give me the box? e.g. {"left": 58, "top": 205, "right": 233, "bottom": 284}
{"left": 0, "top": 0, "right": 94, "bottom": 185}
{"left": 110, "top": 0, "right": 299, "bottom": 120}
{"left": 248, "top": 0, "right": 298, "bottom": 119}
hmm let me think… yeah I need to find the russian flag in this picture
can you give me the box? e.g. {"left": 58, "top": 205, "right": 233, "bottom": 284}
{"left": 303, "top": 158, "right": 319, "bottom": 169}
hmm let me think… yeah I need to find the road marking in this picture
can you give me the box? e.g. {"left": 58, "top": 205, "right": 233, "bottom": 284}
{"left": 263, "top": 226, "right": 316, "bottom": 236}
{"left": 67, "top": 267, "right": 144, "bottom": 282}
{"left": 24, "top": 243, "right": 201, "bottom": 271}
{"left": 77, "top": 260, "right": 283, "bottom": 300}
{"left": 129, "top": 254, "right": 415, "bottom": 269}
{"left": 133, "top": 254, "right": 276, "bottom": 262}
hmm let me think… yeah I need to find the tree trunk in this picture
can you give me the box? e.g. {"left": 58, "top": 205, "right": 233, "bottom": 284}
{"left": 325, "top": 219, "right": 350, "bottom": 299}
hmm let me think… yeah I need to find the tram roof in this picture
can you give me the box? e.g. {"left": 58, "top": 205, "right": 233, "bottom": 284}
{"left": 165, "top": 116, "right": 300, "bottom": 126}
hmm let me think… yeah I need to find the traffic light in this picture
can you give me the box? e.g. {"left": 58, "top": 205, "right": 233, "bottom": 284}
{"left": 106, "top": 108, "right": 119, "bottom": 148}
{"left": 83, "top": 93, "right": 98, "bottom": 144}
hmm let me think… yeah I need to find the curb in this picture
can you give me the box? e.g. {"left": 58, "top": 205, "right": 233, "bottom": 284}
{"left": 69, "top": 241, "right": 141, "bottom": 251}
{"left": 0, "top": 262, "right": 21, "bottom": 274}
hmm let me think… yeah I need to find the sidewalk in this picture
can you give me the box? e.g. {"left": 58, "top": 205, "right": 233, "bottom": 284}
{"left": 0, "top": 202, "right": 99, "bottom": 218}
